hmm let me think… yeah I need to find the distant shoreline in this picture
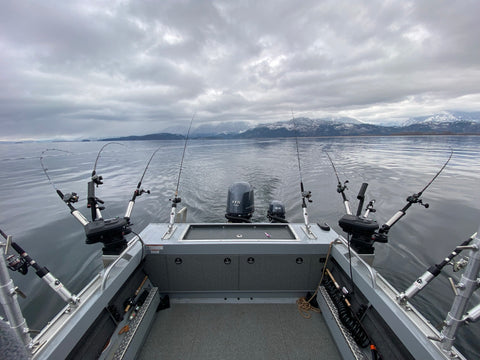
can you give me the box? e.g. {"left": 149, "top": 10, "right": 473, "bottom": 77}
{"left": 2, "top": 133, "right": 479, "bottom": 144}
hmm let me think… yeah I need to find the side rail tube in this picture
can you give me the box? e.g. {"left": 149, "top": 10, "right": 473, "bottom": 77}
{"left": 101, "top": 236, "right": 144, "bottom": 291}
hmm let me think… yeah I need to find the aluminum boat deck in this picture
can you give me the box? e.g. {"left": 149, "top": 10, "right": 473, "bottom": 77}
{"left": 138, "top": 302, "right": 341, "bottom": 360}
{"left": 137, "top": 222, "right": 340, "bottom": 359}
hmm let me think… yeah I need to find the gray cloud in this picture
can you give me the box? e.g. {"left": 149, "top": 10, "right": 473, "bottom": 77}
{"left": 1, "top": 0, "right": 480, "bottom": 140}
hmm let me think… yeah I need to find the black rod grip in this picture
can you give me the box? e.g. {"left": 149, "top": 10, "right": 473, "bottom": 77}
{"left": 11, "top": 242, "right": 25, "bottom": 255}
{"left": 357, "top": 183, "right": 368, "bottom": 200}
{"left": 87, "top": 181, "right": 95, "bottom": 201}
{"left": 356, "top": 183, "right": 368, "bottom": 216}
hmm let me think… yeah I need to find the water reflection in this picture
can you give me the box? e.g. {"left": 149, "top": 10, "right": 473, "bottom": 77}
{"left": 0, "top": 136, "right": 479, "bottom": 356}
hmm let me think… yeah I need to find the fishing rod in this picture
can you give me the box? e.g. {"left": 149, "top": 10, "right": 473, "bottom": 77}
{"left": 40, "top": 149, "right": 89, "bottom": 227}
{"left": 0, "top": 229, "right": 32, "bottom": 347}
{"left": 325, "top": 151, "right": 371, "bottom": 217}
{"left": 88, "top": 142, "right": 125, "bottom": 221}
{"left": 1, "top": 228, "right": 79, "bottom": 308}
{"left": 325, "top": 151, "right": 352, "bottom": 215}
{"left": 291, "top": 112, "right": 314, "bottom": 237}
{"left": 165, "top": 113, "right": 195, "bottom": 237}
{"left": 40, "top": 149, "right": 74, "bottom": 193}
{"left": 92, "top": 142, "right": 124, "bottom": 180}
{"left": 40, "top": 144, "right": 141, "bottom": 255}
{"left": 398, "top": 231, "right": 477, "bottom": 303}
{"left": 332, "top": 149, "right": 452, "bottom": 254}
{"left": 124, "top": 147, "right": 161, "bottom": 222}
{"left": 373, "top": 149, "right": 453, "bottom": 242}
{"left": 90, "top": 141, "right": 158, "bottom": 224}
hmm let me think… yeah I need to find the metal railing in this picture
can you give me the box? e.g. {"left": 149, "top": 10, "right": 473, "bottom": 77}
{"left": 101, "top": 236, "right": 144, "bottom": 291}
{"left": 333, "top": 237, "right": 377, "bottom": 288}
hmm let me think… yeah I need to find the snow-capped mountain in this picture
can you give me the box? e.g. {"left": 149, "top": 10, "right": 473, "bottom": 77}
{"left": 403, "top": 111, "right": 480, "bottom": 126}
{"left": 264, "top": 117, "right": 362, "bottom": 131}
{"left": 236, "top": 117, "right": 387, "bottom": 138}
{"left": 163, "top": 121, "right": 254, "bottom": 136}
{"left": 100, "top": 111, "right": 480, "bottom": 141}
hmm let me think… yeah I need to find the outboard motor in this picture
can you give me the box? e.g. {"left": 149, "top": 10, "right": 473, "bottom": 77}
{"left": 267, "top": 200, "right": 287, "bottom": 223}
{"left": 225, "top": 182, "right": 254, "bottom": 222}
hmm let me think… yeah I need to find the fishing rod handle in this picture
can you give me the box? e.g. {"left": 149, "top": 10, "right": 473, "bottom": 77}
{"left": 12, "top": 243, "right": 79, "bottom": 304}
{"left": 11, "top": 242, "right": 26, "bottom": 257}
{"left": 436, "top": 234, "right": 477, "bottom": 270}
{"left": 344, "top": 201, "right": 352, "bottom": 215}
{"left": 125, "top": 200, "right": 135, "bottom": 221}
{"left": 398, "top": 271, "right": 435, "bottom": 303}
{"left": 399, "top": 233, "right": 477, "bottom": 303}
{"left": 382, "top": 210, "right": 405, "bottom": 230}
{"left": 356, "top": 183, "right": 368, "bottom": 216}
{"left": 71, "top": 210, "right": 89, "bottom": 226}
{"left": 42, "top": 272, "right": 79, "bottom": 305}
{"left": 463, "top": 303, "right": 480, "bottom": 323}
{"left": 357, "top": 183, "right": 368, "bottom": 200}
{"left": 169, "top": 204, "right": 177, "bottom": 227}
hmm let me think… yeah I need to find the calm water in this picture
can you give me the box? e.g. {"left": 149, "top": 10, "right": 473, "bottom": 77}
{"left": 1, "top": 136, "right": 479, "bottom": 358}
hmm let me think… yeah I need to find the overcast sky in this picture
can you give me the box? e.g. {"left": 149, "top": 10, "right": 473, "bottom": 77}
{"left": 1, "top": 0, "right": 480, "bottom": 140}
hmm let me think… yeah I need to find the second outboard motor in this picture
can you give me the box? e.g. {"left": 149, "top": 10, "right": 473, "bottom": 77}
{"left": 225, "top": 182, "right": 254, "bottom": 222}
{"left": 267, "top": 200, "right": 287, "bottom": 223}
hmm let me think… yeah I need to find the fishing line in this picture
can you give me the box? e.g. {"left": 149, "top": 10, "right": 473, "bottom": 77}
{"left": 325, "top": 151, "right": 350, "bottom": 193}
{"left": 174, "top": 113, "right": 195, "bottom": 198}
{"left": 375, "top": 148, "right": 454, "bottom": 240}
{"left": 92, "top": 142, "right": 125, "bottom": 174}
{"left": 291, "top": 111, "right": 314, "bottom": 235}
{"left": 325, "top": 151, "right": 342, "bottom": 185}
{"left": 92, "top": 142, "right": 126, "bottom": 177}
{"left": 40, "top": 148, "right": 74, "bottom": 192}
{"left": 163, "top": 113, "right": 196, "bottom": 236}
{"left": 137, "top": 146, "right": 162, "bottom": 190}
{"left": 123, "top": 145, "right": 164, "bottom": 223}
{"left": 291, "top": 111, "right": 304, "bottom": 185}
{"left": 418, "top": 148, "right": 453, "bottom": 196}
{"left": 325, "top": 151, "right": 353, "bottom": 215}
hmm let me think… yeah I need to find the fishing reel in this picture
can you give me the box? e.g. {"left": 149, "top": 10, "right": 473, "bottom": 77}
{"left": 135, "top": 188, "right": 150, "bottom": 197}
{"left": 6, "top": 254, "right": 29, "bottom": 275}
{"left": 169, "top": 197, "right": 181, "bottom": 204}
{"left": 62, "top": 192, "right": 79, "bottom": 204}
{"left": 337, "top": 180, "right": 348, "bottom": 194}
{"left": 329, "top": 150, "right": 452, "bottom": 255}
{"left": 41, "top": 144, "right": 158, "bottom": 257}
{"left": 375, "top": 190, "right": 432, "bottom": 240}
{"left": 91, "top": 172, "right": 103, "bottom": 187}
{"left": 406, "top": 193, "right": 429, "bottom": 208}
{"left": 302, "top": 190, "right": 313, "bottom": 203}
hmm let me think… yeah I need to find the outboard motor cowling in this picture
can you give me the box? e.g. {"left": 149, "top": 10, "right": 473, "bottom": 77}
{"left": 225, "top": 182, "right": 254, "bottom": 222}
{"left": 267, "top": 200, "right": 287, "bottom": 223}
